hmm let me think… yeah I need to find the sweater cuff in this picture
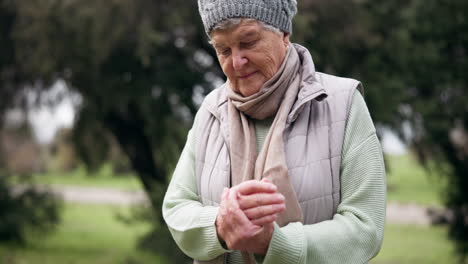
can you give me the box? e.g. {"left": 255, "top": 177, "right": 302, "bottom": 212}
{"left": 198, "top": 206, "right": 232, "bottom": 258}
{"left": 261, "top": 222, "right": 306, "bottom": 263}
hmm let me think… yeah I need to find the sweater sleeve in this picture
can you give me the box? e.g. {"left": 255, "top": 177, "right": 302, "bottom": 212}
{"left": 162, "top": 127, "right": 231, "bottom": 261}
{"left": 259, "top": 91, "right": 387, "bottom": 264}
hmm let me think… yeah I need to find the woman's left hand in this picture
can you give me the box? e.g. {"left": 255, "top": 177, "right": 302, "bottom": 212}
{"left": 236, "top": 179, "right": 285, "bottom": 226}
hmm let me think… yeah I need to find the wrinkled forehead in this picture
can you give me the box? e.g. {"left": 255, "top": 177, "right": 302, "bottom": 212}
{"left": 210, "top": 19, "right": 263, "bottom": 46}
{"left": 210, "top": 18, "right": 260, "bottom": 37}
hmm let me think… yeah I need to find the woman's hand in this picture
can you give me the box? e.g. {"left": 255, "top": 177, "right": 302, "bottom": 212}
{"left": 215, "top": 180, "right": 285, "bottom": 254}
{"left": 236, "top": 179, "right": 285, "bottom": 226}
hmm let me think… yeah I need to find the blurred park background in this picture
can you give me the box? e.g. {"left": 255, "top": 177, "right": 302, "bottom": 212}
{"left": 0, "top": 0, "right": 467, "bottom": 263}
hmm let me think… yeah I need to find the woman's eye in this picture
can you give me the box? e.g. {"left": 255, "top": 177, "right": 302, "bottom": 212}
{"left": 241, "top": 41, "right": 256, "bottom": 48}
{"left": 219, "top": 49, "right": 231, "bottom": 56}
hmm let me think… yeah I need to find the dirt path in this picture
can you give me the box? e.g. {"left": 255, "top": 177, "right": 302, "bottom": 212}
{"left": 49, "top": 185, "right": 148, "bottom": 205}
{"left": 49, "top": 185, "right": 432, "bottom": 225}
{"left": 386, "top": 203, "right": 431, "bottom": 225}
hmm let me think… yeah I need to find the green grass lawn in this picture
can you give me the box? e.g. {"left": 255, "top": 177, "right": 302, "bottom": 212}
{"left": 386, "top": 154, "right": 446, "bottom": 206}
{"left": 0, "top": 203, "right": 166, "bottom": 264}
{"left": 1, "top": 153, "right": 456, "bottom": 263}
{"left": 0, "top": 202, "right": 457, "bottom": 264}
{"left": 30, "top": 164, "right": 143, "bottom": 191}
{"left": 373, "top": 224, "right": 457, "bottom": 264}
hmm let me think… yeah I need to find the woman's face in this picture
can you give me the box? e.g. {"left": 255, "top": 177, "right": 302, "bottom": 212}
{"left": 211, "top": 20, "right": 290, "bottom": 97}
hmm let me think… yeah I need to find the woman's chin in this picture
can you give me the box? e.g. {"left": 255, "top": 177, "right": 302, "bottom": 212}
{"left": 238, "top": 85, "right": 262, "bottom": 97}
{"left": 237, "top": 81, "right": 266, "bottom": 97}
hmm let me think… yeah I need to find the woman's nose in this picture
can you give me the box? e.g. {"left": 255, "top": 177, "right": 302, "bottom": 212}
{"left": 232, "top": 51, "right": 248, "bottom": 71}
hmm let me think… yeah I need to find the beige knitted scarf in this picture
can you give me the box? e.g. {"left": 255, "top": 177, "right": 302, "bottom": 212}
{"left": 227, "top": 45, "right": 303, "bottom": 263}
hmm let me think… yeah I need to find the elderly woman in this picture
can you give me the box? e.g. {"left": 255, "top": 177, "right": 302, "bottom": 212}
{"left": 163, "top": 0, "right": 386, "bottom": 263}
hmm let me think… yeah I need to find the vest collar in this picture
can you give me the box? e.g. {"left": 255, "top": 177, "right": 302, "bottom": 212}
{"left": 287, "top": 44, "right": 328, "bottom": 124}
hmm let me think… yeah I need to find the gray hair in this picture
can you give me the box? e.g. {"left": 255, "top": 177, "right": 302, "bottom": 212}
{"left": 210, "top": 18, "right": 283, "bottom": 39}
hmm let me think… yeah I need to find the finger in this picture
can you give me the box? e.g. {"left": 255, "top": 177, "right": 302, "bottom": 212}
{"left": 221, "top": 187, "right": 229, "bottom": 200}
{"left": 218, "top": 188, "right": 269, "bottom": 250}
{"left": 249, "top": 224, "right": 265, "bottom": 237}
{"left": 226, "top": 189, "right": 263, "bottom": 229}
{"left": 251, "top": 214, "right": 278, "bottom": 226}
{"left": 226, "top": 189, "right": 251, "bottom": 223}
{"left": 235, "top": 180, "right": 277, "bottom": 195}
{"left": 218, "top": 188, "right": 230, "bottom": 217}
{"left": 238, "top": 193, "right": 285, "bottom": 210}
{"left": 243, "top": 203, "right": 285, "bottom": 220}
{"left": 227, "top": 188, "right": 239, "bottom": 205}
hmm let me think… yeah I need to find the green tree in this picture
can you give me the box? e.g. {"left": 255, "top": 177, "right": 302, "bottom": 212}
{"left": 11, "top": 0, "right": 219, "bottom": 200}
{"left": 3, "top": 0, "right": 218, "bottom": 261}
{"left": 399, "top": 0, "right": 468, "bottom": 259}
{"left": 0, "top": 0, "right": 61, "bottom": 245}
{"left": 0, "top": 173, "right": 61, "bottom": 244}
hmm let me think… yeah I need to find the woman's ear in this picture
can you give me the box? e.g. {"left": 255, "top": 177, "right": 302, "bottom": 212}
{"left": 283, "top": 33, "right": 290, "bottom": 48}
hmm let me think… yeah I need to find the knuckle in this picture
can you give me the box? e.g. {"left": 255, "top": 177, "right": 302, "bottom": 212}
{"left": 220, "top": 209, "right": 227, "bottom": 217}
{"left": 254, "top": 194, "right": 262, "bottom": 206}
{"left": 238, "top": 196, "right": 246, "bottom": 209}
{"left": 269, "top": 214, "right": 277, "bottom": 222}
{"left": 258, "top": 205, "right": 266, "bottom": 215}
{"left": 276, "top": 203, "right": 285, "bottom": 211}
{"left": 246, "top": 209, "right": 256, "bottom": 219}
{"left": 244, "top": 208, "right": 253, "bottom": 219}
{"left": 267, "top": 204, "right": 275, "bottom": 214}
{"left": 260, "top": 215, "right": 271, "bottom": 223}
{"left": 226, "top": 240, "right": 235, "bottom": 249}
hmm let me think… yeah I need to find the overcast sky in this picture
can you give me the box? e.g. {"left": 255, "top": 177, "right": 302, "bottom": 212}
{"left": 26, "top": 80, "right": 79, "bottom": 144}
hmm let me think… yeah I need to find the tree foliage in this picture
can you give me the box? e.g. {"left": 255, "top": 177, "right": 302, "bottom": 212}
{"left": 2, "top": 0, "right": 217, "bottom": 259}
{"left": 401, "top": 1, "right": 468, "bottom": 258}
{"left": 8, "top": 0, "right": 221, "bottom": 196}
{"left": 0, "top": 173, "right": 61, "bottom": 244}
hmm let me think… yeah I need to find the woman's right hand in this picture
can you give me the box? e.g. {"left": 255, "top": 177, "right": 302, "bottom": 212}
{"left": 215, "top": 180, "right": 285, "bottom": 254}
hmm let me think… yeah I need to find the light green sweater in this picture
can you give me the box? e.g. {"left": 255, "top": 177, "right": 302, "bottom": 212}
{"left": 162, "top": 92, "right": 386, "bottom": 263}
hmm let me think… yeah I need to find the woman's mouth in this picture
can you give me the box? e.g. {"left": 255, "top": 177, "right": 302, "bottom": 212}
{"left": 239, "top": 71, "right": 257, "bottom": 79}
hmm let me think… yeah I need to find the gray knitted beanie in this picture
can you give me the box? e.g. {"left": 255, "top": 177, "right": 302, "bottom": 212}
{"left": 198, "top": 0, "right": 297, "bottom": 35}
